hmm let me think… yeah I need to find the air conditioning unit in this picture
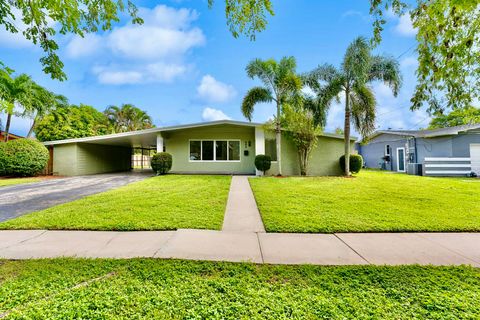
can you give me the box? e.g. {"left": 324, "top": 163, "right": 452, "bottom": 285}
{"left": 407, "top": 163, "right": 423, "bottom": 176}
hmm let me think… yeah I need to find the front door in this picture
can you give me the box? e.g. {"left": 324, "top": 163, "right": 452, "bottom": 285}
{"left": 471, "top": 144, "right": 480, "bottom": 175}
{"left": 396, "top": 147, "right": 406, "bottom": 172}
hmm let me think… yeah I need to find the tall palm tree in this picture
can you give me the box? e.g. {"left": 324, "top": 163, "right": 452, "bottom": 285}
{"left": 0, "top": 73, "right": 34, "bottom": 141}
{"left": 24, "top": 84, "right": 68, "bottom": 138}
{"left": 241, "top": 56, "right": 302, "bottom": 175}
{"left": 305, "top": 37, "right": 402, "bottom": 176}
{"left": 104, "top": 104, "right": 154, "bottom": 133}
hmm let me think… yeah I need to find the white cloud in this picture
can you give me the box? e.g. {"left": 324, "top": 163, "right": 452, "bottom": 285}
{"left": 197, "top": 75, "right": 236, "bottom": 103}
{"left": 400, "top": 56, "right": 418, "bottom": 69}
{"left": 395, "top": 14, "right": 416, "bottom": 37}
{"left": 108, "top": 26, "right": 204, "bottom": 60}
{"left": 66, "top": 33, "right": 103, "bottom": 58}
{"left": 202, "top": 107, "right": 232, "bottom": 121}
{"left": 63, "top": 4, "right": 205, "bottom": 85}
{"left": 93, "top": 62, "right": 187, "bottom": 85}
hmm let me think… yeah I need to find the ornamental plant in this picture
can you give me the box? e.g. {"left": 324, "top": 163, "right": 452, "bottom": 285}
{"left": 255, "top": 154, "right": 272, "bottom": 175}
{"left": 151, "top": 152, "right": 173, "bottom": 175}
{"left": 0, "top": 139, "right": 49, "bottom": 176}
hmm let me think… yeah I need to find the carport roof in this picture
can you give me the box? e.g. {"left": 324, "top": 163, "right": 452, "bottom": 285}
{"left": 42, "top": 120, "right": 262, "bottom": 148}
{"left": 42, "top": 119, "right": 355, "bottom": 148}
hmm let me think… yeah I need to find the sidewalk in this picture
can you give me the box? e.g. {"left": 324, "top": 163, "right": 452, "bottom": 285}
{"left": 1, "top": 175, "right": 479, "bottom": 266}
{"left": 1, "top": 229, "right": 479, "bottom": 266}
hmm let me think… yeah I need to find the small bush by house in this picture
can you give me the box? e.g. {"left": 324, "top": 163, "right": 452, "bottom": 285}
{"left": 0, "top": 139, "right": 49, "bottom": 176}
{"left": 255, "top": 154, "right": 272, "bottom": 175}
{"left": 339, "top": 154, "right": 363, "bottom": 174}
{"left": 151, "top": 152, "right": 173, "bottom": 175}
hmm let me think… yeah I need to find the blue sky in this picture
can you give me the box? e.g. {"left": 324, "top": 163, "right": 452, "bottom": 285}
{"left": 0, "top": 0, "right": 428, "bottom": 137}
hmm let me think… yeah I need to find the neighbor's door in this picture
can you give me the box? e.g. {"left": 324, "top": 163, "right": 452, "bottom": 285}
{"left": 396, "top": 147, "right": 406, "bottom": 172}
{"left": 470, "top": 144, "right": 480, "bottom": 175}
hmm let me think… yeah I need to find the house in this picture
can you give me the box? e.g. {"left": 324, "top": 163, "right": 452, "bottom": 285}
{"left": 42, "top": 120, "right": 355, "bottom": 176}
{"left": 358, "top": 124, "right": 480, "bottom": 176}
{"left": 0, "top": 131, "right": 23, "bottom": 142}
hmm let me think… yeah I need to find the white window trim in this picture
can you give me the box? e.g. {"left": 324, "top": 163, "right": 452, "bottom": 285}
{"left": 396, "top": 147, "right": 406, "bottom": 172}
{"left": 189, "top": 139, "right": 241, "bottom": 162}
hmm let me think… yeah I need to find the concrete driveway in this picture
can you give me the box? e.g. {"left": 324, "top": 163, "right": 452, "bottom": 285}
{"left": 0, "top": 172, "right": 153, "bottom": 222}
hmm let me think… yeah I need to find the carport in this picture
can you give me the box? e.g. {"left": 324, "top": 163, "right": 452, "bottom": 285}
{"left": 43, "top": 128, "right": 163, "bottom": 176}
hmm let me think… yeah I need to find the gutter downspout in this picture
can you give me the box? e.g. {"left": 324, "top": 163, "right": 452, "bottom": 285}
{"left": 414, "top": 137, "right": 418, "bottom": 163}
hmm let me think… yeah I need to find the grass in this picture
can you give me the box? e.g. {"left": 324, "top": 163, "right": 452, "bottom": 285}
{"left": 0, "top": 177, "right": 41, "bottom": 187}
{"left": 0, "top": 175, "right": 231, "bottom": 231}
{"left": 0, "top": 259, "right": 478, "bottom": 319}
{"left": 249, "top": 170, "right": 480, "bottom": 233}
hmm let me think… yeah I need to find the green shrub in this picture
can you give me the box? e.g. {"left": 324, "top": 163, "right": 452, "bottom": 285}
{"left": 255, "top": 154, "right": 272, "bottom": 175}
{"left": 151, "top": 152, "right": 173, "bottom": 175}
{"left": 339, "top": 154, "right": 363, "bottom": 174}
{"left": 0, "top": 139, "right": 49, "bottom": 177}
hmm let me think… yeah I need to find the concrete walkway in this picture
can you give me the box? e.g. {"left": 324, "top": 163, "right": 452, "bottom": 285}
{"left": 1, "top": 230, "right": 479, "bottom": 266}
{"left": 222, "top": 176, "right": 265, "bottom": 233}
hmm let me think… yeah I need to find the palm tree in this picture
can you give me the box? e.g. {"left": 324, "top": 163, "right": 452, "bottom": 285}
{"left": 104, "top": 104, "right": 154, "bottom": 133}
{"left": 241, "top": 56, "right": 302, "bottom": 175}
{"left": 24, "top": 84, "right": 68, "bottom": 138}
{"left": 305, "top": 37, "right": 402, "bottom": 176}
{"left": 0, "top": 73, "right": 34, "bottom": 141}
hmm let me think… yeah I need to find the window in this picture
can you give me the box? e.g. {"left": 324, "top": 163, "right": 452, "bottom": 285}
{"left": 265, "top": 138, "right": 277, "bottom": 161}
{"left": 229, "top": 141, "right": 240, "bottom": 160}
{"left": 216, "top": 141, "right": 228, "bottom": 160}
{"left": 190, "top": 141, "right": 201, "bottom": 160}
{"left": 202, "top": 141, "right": 214, "bottom": 160}
{"left": 190, "top": 140, "right": 241, "bottom": 161}
{"left": 385, "top": 144, "right": 391, "bottom": 156}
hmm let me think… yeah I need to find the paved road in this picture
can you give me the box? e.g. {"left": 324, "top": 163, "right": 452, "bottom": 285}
{"left": 0, "top": 172, "right": 153, "bottom": 222}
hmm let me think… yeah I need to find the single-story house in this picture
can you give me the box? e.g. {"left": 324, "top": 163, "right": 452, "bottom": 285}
{"left": 42, "top": 120, "right": 355, "bottom": 176}
{"left": 358, "top": 124, "right": 480, "bottom": 176}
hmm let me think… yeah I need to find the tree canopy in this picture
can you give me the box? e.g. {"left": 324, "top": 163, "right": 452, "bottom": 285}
{"left": 104, "top": 104, "right": 154, "bottom": 133}
{"left": 305, "top": 36, "right": 402, "bottom": 175}
{"left": 428, "top": 106, "right": 480, "bottom": 129}
{"left": 0, "top": 0, "right": 142, "bottom": 81}
{"left": 34, "top": 104, "right": 111, "bottom": 142}
{"left": 241, "top": 56, "right": 303, "bottom": 176}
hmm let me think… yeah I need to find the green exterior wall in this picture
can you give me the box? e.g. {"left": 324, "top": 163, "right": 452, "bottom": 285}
{"left": 53, "top": 143, "right": 131, "bottom": 176}
{"left": 164, "top": 124, "right": 256, "bottom": 174}
{"left": 52, "top": 143, "right": 78, "bottom": 176}
{"left": 265, "top": 132, "right": 354, "bottom": 176}
{"left": 50, "top": 125, "right": 351, "bottom": 176}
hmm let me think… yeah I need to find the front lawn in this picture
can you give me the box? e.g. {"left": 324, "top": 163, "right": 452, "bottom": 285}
{"left": 0, "top": 259, "right": 478, "bottom": 319}
{"left": 0, "top": 175, "right": 231, "bottom": 231}
{"left": 0, "top": 177, "right": 41, "bottom": 187}
{"left": 249, "top": 170, "right": 480, "bottom": 232}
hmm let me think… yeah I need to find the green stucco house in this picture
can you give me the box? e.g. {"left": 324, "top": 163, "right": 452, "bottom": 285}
{"left": 43, "top": 120, "right": 354, "bottom": 176}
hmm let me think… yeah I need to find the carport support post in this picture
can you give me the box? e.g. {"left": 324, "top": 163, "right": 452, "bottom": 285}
{"left": 255, "top": 127, "right": 265, "bottom": 176}
{"left": 156, "top": 134, "right": 164, "bottom": 153}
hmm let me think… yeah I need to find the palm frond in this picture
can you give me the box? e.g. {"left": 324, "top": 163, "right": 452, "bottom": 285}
{"left": 245, "top": 58, "right": 276, "bottom": 88}
{"left": 342, "top": 36, "right": 371, "bottom": 86}
{"left": 241, "top": 86, "right": 273, "bottom": 121}
{"left": 369, "top": 55, "right": 402, "bottom": 96}
{"left": 303, "top": 96, "right": 328, "bottom": 128}
{"left": 350, "top": 85, "right": 376, "bottom": 140}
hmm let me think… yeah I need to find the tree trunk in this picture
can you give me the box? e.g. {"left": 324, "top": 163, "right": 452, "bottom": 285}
{"left": 299, "top": 149, "right": 307, "bottom": 176}
{"left": 26, "top": 116, "right": 37, "bottom": 138}
{"left": 344, "top": 89, "right": 351, "bottom": 176}
{"left": 4, "top": 113, "right": 12, "bottom": 142}
{"left": 276, "top": 101, "right": 282, "bottom": 176}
